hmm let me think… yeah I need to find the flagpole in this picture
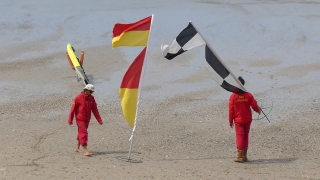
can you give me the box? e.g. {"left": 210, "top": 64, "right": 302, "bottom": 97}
{"left": 127, "top": 14, "right": 154, "bottom": 160}
{"left": 189, "top": 22, "right": 247, "bottom": 92}
{"left": 190, "top": 22, "right": 269, "bottom": 122}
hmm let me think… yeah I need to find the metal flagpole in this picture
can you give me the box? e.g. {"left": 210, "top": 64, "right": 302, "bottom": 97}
{"left": 128, "top": 14, "right": 155, "bottom": 160}
{"left": 190, "top": 22, "right": 270, "bottom": 122}
{"left": 259, "top": 107, "right": 270, "bottom": 122}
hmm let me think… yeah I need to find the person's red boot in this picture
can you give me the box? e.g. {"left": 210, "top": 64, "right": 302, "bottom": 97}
{"left": 234, "top": 150, "right": 244, "bottom": 163}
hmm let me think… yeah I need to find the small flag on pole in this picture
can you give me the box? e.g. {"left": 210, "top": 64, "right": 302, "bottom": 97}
{"left": 119, "top": 47, "right": 147, "bottom": 127}
{"left": 112, "top": 16, "right": 152, "bottom": 48}
{"left": 161, "top": 22, "right": 246, "bottom": 93}
{"left": 161, "top": 23, "right": 205, "bottom": 60}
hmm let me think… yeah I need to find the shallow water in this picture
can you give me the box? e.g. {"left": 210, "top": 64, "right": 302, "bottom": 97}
{"left": 0, "top": 0, "right": 319, "bottom": 114}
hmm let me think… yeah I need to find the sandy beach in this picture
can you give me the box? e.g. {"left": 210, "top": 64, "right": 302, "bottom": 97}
{"left": 0, "top": 0, "right": 320, "bottom": 179}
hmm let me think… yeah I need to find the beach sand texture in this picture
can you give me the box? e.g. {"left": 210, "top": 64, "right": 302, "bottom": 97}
{"left": 0, "top": 0, "right": 320, "bottom": 179}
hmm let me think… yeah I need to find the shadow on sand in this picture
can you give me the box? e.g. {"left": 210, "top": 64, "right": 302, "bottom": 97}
{"left": 87, "top": 74, "right": 94, "bottom": 85}
{"left": 246, "top": 157, "right": 298, "bottom": 164}
{"left": 115, "top": 156, "right": 143, "bottom": 163}
{"left": 90, "top": 150, "right": 143, "bottom": 163}
{"left": 149, "top": 157, "right": 298, "bottom": 164}
{"left": 154, "top": 156, "right": 234, "bottom": 162}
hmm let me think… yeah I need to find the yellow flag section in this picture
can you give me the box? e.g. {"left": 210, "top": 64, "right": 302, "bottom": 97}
{"left": 119, "top": 47, "right": 146, "bottom": 127}
{"left": 112, "top": 16, "right": 151, "bottom": 48}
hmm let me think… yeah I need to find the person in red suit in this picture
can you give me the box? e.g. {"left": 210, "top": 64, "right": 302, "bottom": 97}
{"left": 68, "top": 84, "right": 103, "bottom": 156}
{"left": 229, "top": 76, "right": 260, "bottom": 162}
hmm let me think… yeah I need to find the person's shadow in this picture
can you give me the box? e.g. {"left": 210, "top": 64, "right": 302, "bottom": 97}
{"left": 246, "top": 158, "right": 297, "bottom": 164}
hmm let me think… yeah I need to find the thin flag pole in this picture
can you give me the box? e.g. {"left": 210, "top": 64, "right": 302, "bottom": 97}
{"left": 190, "top": 22, "right": 269, "bottom": 122}
{"left": 259, "top": 107, "right": 270, "bottom": 122}
{"left": 189, "top": 21, "right": 246, "bottom": 92}
{"left": 128, "top": 14, "right": 154, "bottom": 160}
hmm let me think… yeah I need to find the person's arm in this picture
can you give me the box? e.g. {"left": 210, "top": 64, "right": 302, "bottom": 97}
{"left": 91, "top": 97, "right": 103, "bottom": 125}
{"left": 229, "top": 94, "right": 235, "bottom": 127}
{"left": 68, "top": 98, "right": 77, "bottom": 125}
{"left": 250, "top": 94, "right": 260, "bottom": 114}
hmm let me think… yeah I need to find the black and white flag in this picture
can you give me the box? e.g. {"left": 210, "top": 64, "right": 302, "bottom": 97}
{"left": 161, "top": 23, "right": 205, "bottom": 60}
{"left": 205, "top": 45, "right": 245, "bottom": 93}
{"left": 161, "top": 22, "right": 246, "bottom": 93}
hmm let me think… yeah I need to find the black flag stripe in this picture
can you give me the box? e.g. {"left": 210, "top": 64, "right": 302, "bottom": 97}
{"left": 205, "top": 45, "right": 229, "bottom": 79}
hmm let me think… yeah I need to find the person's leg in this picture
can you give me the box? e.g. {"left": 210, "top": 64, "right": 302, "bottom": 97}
{"left": 75, "top": 125, "right": 82, "bottom": 152}
{"left": 243, "top": 122, "right": 251, "bottom": 161}
{"left": 234, "top": 123, "right": 244, "bottom": 162}
{"left": 75, "top": 141, "right": 81, "bottom": 153}
{"left": 82, "top": 145, "right": 92, "bottom": 156}
{"left": 77, "top": 122, "right": 91, "bottom": 156}
{"left": 235, "top": 123, "right": 245, "bottom": 150}
{"left": 243, "top": 122, "right": 251, "bottom": 149}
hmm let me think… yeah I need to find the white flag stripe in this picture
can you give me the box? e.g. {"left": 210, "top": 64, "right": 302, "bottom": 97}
{"left": 182, "top": 33, "right": 205, "bottom": 50}
{"left": 224, "top": 75, "right": 243, "bottom": 90}
{"left": 167, "top": 40, "right": 181, "bottom": 54}
{"left": 209, "top": 68, "right": 224, "bottom": 85}
{"left": 161, "top": 23, "right": 204, "bottom": 60}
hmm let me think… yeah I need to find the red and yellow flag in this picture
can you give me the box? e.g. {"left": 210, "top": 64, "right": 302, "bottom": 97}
{"left": 112, "top": 16, "right": 151, "bottom": 48}
{"left": 119, "top": 47, "right": 146, "bottom": 127}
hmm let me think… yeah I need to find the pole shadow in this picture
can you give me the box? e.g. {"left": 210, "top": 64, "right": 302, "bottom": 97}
{"left": 115, "top": 156, "right": 143, "bottom": 163}
{"left": 90, "top": 150, "right": 143, "bottom": 163}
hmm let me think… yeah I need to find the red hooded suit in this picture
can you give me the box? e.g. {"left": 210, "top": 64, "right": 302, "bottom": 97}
{"left": 229, "top": 92, "right": 259, "bottom": 150}
{"left": 68, "top": 92, "right": 102, "bottom": 146}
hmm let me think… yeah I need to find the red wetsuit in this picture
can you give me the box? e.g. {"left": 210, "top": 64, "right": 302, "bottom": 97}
{"left": 68, "top": 92, "right": 102, "bottom": 146}
{"left": 229, "top": 92, "right": 259, "bottom": 150}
